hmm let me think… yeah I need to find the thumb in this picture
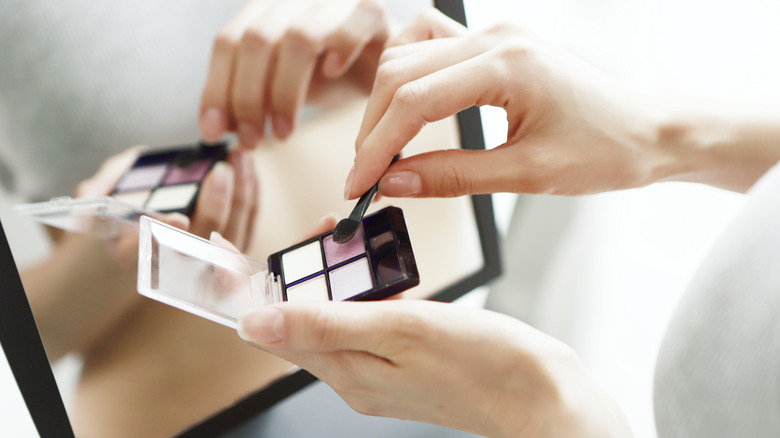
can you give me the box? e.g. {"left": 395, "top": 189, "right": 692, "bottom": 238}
{"left": 377, "top": 148, "right": 516, "bottom": 198}
{"left": 237, "top": 302, "right": 395, "bottom": 354}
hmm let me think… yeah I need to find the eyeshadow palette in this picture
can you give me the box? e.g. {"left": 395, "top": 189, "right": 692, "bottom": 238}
{"left": 137, "top": 206, "right": 419, "bottom": 329}
{"left": 269, "top": 206, "right": 418, "bottom": 303}
{"left": 14, "top": 142, "right": 227, "bottom": 238}
{"left": 111, "top": 143, "right": 227, "bottom": 216}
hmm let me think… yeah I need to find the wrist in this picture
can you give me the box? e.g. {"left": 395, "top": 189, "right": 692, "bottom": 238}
{"left": 652, "top": 94, "right": 780, "bottom": 192}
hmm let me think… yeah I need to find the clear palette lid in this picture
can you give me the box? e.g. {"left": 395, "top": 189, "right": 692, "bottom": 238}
{"left": 13, "top": 197, "right": 158, "bottom": 239}
{"left": 137, "top": 215, "right": 281, "bottom": 329}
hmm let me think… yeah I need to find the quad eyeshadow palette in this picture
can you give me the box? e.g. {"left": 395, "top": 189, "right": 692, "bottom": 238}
{"left": 110, "top": 142, "right": 227, "bottom": 216}
{"left": 14, "top": 142, "right": 227, "bottom": 238}
{"left": 138, "top": 206, "right": 419, "bottom": 329}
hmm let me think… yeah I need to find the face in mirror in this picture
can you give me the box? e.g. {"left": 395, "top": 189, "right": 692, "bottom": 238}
{"left": 1, "top": 1, "right": 487, "bottom": 436}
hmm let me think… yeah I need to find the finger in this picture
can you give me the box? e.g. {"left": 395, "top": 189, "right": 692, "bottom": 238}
{"left": 190, "top": 161, "right": 235, "bottom": 239}
{"left": 385, "top": 7, "right": 466, "bottom": 49}
{"left": 349, "top": 50, "right": 510, "bottom": 199}
{"left": 377, "top": 148, "right": 519, "bottom": 198}
{"left": 222, "top": 151, "right": 254, "bottom": 248}
{"left": 238, "top": 301, "right": 423, "bottom": 354}
{"left": 321, "top": 0, "right": 389, "bottom": 78}
{"left": 200, "top": 2, "right": 266, "bottom": 143}
{"left": 75, "top": 148, "right": 141, "bottom": 198}
{"left": 354, "top": 34, "right": 486, "bottom": 155}
{"left": 270, "top": 21, "right": 328, "bottom": 140}
{"left": 231, "top": 3, "right": 292, "bottom": 148}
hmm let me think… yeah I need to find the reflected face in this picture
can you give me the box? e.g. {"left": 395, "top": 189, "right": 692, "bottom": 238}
{"left": 111, "top": 143, "right": 227, "bottom": 216}
{"left": 268, "top": 207, "right": 419, "bottom": 303}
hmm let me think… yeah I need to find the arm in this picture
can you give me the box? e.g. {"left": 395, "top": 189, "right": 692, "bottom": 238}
{"left": 24, "top": 148, "right": 259, "bottom": 361}
{"left": 344, "top": 9, "right": 780, "bottom": 200}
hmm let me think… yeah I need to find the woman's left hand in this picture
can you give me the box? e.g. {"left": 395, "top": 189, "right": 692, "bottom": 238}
{"left": 237, "top": 300, "right": 633, "bottom": 438}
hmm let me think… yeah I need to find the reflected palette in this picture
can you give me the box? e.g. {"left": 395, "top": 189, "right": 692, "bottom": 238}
{"left": 111, "top": 143, "right": 227, "bottom": 216}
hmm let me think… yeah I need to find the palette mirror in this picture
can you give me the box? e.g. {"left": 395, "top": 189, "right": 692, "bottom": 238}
{"left": 5, "top": 1, "right": 500, "bottom": 437}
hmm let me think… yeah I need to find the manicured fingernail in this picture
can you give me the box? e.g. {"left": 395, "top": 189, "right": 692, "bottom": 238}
{"left": 343, "top": 164, "right": 355, "bottom": 200}
{"left": 323, "top": 52, "right": 344, "bottom": 77}
{"left": 238, "top": 123, "right": 260, "bottom": 149}
{"left": 200, "top": 107, "right": 224, "bottom": 141}
{"left": 379, "top": 171, "right": 422, "bottom": 197}
{"left": 273, "top": 114, "right": 293, "bottom": 140}
{"left": 238, "top": 307, "right": 285, "bottom": 344}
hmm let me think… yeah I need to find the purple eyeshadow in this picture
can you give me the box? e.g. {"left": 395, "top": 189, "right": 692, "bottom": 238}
{"left": 115, "top": 164, "right": 169, "bottom": 192}
{"left": 163, "top": 159, "right": 212, "bottom": 185}
{"left": 323, "top": 231, "right": 365, "bottom": 266}
{"left": 329, "top": 257, "right": 373, "bottom": 301}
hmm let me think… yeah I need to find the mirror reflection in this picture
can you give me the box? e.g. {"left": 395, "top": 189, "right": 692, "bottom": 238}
{"left": 0, "top": 1, "right": 486, "bottom": 436}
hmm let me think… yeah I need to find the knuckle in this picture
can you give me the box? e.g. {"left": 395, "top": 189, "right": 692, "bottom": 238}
{"left": 374, "top": 60, "right": 404, "bottom": 89}
{"left": 213, "top": 30, "right": 239, "bottom": 53}
{"left": 357, "top": 0, "right": 384, "bottom": 17}
{"left": 483, "top": 21, "right": 522, "bottom": 37}
{"left": 436, "top": 162, "right": 473, "bottom": 197}
{"left": 283, "top": 26, "right": 321, "bottom": 52}
{"left": 240, "top": 27, "right": 275, "bottom": 51}
{"left": 393, "top": 79, "right": 428, "bottom": 108}
{"left": 308, "top": 308, "right": 341, "bottom": 349}
{"left": 378, "top": 45, "right": 403, "bottom": 65}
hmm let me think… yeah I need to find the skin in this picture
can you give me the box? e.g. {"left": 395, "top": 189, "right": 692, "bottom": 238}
{"left": 20, "top": 2, "right": 403, "bottom": 435}
{"left": 237, "top": 8, "right": 780, "bottom": 438}
{"left": 199, "top": 0, "right": 394, "bottom": 148}
{"left": 21, "top": 147, "right": 298, "bottom": 438}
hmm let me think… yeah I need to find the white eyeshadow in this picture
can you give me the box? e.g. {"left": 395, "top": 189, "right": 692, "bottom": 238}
{"left": 112, "top": 190, "right": 151, "bottom": 209}
{"left": 281, "top": 241, "right": 323, "bottom": 283}
{"left": 144, "top": 184, "right": 198, "bottom": 211}
{"left": 329, "top": 257, "right": 373, "bottom": 301}
{"left": 286, "top": 275, "right": 330, "bottom": 302}
{"left": 115, "top": 164, "right": 169, "bottom": 192}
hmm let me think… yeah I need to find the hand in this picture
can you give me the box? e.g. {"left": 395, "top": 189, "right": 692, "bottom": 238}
{"left": 76, "top": 147, "right": 259, "bottom": 267}
{"left": 344, "top": 9, "right": 672, "bottom": 200}
{"left": 237, "top": 300, "right": 632, "bottom": 438}
{"left": 199, "top": 0, "right": 393, "bottom": 148}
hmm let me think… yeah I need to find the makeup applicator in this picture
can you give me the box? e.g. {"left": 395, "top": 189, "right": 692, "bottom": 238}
{"left": 333, "top": 155, "right": 400, "bottom": 244}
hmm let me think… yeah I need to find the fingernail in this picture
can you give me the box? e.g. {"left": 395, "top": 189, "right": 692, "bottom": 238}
{"left": 200, "top": 107, "right": 224, "bottom": 141}
{"left": 238, "top": 307, "right": 285, "bottom": 344}
{"left": 323, "top": 52, "right": 343, "bottom": 77}
{"left": 273, "top": 114, "right": 293, "bottom": 140}
{"left": 238, "top": 123, "right": 260, "bottom": 149}
{"left": 379, "top": 171, "right": 422, "bottom": 197}
{"left": 343, "top": 164, "right": 355, "bottom": 200}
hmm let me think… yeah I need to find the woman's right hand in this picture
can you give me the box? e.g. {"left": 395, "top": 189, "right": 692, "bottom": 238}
{"left": 345, "top": 9, "right": 679, "bottom": 200}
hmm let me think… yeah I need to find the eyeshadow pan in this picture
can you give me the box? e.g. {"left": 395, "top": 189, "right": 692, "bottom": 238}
{"left": 281, "top": 241, "right": 323, "bottom": 284}
{"left": 323, "top": 231, "right": 365, "bottom": 266}
{"left": 329, "top": 257, "right": 373, "bottom": 301}
{"left": 163, "top": 159, "right": 213, "bottom": 185}
{"left": 286, "top": 275, "right": 329, "bottom": 302}
{"left": 112, "top": 190, "right": 151, "bottom": 209}
{"left": 115, "top": 164, "right": 169, "bottom": 192}
{"left": 145, "top": 184, "right": 198, "bottom": 211}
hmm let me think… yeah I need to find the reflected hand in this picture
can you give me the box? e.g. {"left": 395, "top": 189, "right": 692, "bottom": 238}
{"left": 76, "top": 147, "right": 259, "bottom": 267}
{"left": 345, "top": 9, "right": 670, "bottom": 200}
{"left": 199, "top": 0, "right": 394, "bottom": 148}
{"left": 237, "top": 300, "right": 632, "bottom": 438}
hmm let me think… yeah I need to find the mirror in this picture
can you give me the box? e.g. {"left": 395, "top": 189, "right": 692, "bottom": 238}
{"left": 0, "top": 1, "right": 499, "bottom": 437}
